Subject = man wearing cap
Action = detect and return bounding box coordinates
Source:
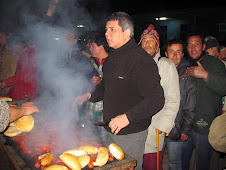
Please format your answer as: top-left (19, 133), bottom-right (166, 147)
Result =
top-left (139, 24), bottom-right (180, 170)
top-left (204, 35), bottom-right (219, 57)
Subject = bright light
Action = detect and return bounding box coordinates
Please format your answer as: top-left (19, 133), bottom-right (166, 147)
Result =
top-left (54, 38), bottom-right (60, 41)
top-left (77, 25), bottom-right (86, 28)
top-left (155, 17), bottom-right (167, 21)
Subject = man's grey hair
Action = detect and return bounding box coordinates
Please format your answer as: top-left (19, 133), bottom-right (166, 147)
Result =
top-left (107, 11), bottom-right (134, 37)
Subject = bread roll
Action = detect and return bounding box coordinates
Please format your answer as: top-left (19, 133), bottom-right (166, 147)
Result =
top-left (60, 153), bottom-right (81, 170)
top-left (0, 97), bottom-right (12, 102)
top-left (109, 143), bottom-right (124, 160)
top-left (10, 115), bottom-right (34, 132)
top-left (64, 149), bottom-right (86, 157)
top-left (93, 147), bottom-right (109, 166)
top-left (38, 153), bottom-right (53, 166)
top-left (4, 126), bottom-right (23, 137)
top-left (77, 146), bottom-right (98, 154)
top-left (44, 165), bottom-right (68, 170)
top-left (78, 154), bottom-right (90, 168)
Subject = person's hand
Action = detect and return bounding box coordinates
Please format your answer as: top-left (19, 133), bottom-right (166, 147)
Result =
top-left (0, 81), bottom-right (6, 88)
top-left (92, 76), bottom-right (101, 86)
top-left (20, 102), bottom-right (39, 116)
top-left (186, 61), bottom-right (208, 82)
top-left (222, 110), bottom-right (226, 115)
top-left (72, 92), bottom-right (91, 110)
top-left (109, 114), bottom-right (130, 135)
top-left (181, 133), bottom-right (188, 141)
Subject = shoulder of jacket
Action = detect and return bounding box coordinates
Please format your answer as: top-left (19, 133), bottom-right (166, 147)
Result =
top-left (158, 57), bottom-right (177, 70)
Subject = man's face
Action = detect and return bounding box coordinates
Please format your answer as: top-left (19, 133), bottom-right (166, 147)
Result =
top-left (141, 35), bottom-right (157, 56)
top-left (105, 20), bottom-right (129, 49)
top-left (187, 35), bottom-right (204, 59)
top-left (89, 42), bottom-right (102, 58)
top-left (218, 47), bottom-right (226, 61)
top-left (65, 30), bottom-right (77, 46)
top-left (0, 33), bottom-right (9, 47)
top-left (166, 44), bottom-right (184, 67)
top-left (206, 47), bottom-right (218, 57)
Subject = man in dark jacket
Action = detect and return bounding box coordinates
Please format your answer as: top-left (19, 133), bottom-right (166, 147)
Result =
top-left (182, 33), bottom-right (226, 170)
top-left (165, 39), bottom-right (196, 170)
top-left (73, 12), bottom-right (164, 170)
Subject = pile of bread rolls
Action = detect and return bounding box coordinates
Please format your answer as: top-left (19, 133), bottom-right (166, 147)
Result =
top-left (44, 143), bottom-right (124, 170)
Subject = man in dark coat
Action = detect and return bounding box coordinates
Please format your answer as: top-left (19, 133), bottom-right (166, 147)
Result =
top-left (182, 33), bottom-right (226, 170)
top-left (73, 12), bottom-right (164, 170)
top-left (165, 39), bottom-right (196, 170)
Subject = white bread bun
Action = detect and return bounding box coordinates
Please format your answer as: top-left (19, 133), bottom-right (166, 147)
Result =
top-left (77, 146), bottom-right (98, 154)
top-left (60, 153), bottom-right (81, 170)
top-left (109, 143), bottom-right (124, 160)
top-left (93, 147), bottom-right (109, 166)
top-left (44, 165), bottom-right (69, 170)
top-left (0, 97), bottom-right (12, 102)
top-left (4, 126), bottom-right (23, 137)
top-left (64, 149), bottom-right (86, 157)
top-left (78, 154), bottom-right (90, 168)
top-left (10, 115), bottom-right (34, 132)
top-left (38, 153), bottom-right (53, 166)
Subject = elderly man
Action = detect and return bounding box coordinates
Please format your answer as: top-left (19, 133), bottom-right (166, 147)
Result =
top-left (73, 12), bottom-right (164, 170)
top-left (139, 25), bottom-right (180, 170)
top-left (183, 33), bottom-right (226, 170)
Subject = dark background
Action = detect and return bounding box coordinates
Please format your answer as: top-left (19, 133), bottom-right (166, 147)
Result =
top-left (0, 0), bottom-right (226, 45)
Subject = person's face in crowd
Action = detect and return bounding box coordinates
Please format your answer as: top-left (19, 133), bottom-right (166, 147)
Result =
top-left (218, 47), bottom-right (226, 61)
top-left (89, 42), bottom-right (102, 58)
top-left (0, 33), bottom-right (9, 48)
top-left (206, 47), bottom-right (218, 57)
top-left (65, 30), bottom-right (77, 46)
top-left (105, 20), bottom-right (131, 49)
top-left (141, 35), bottom-right (158, 56)
top-left (166, 44), bottom-right (184, 67)
top-left (187, 35), bottom-right (204, 59)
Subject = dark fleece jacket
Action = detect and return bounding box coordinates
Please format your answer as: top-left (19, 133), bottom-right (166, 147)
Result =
top-left (90, 38), bottom-right (165, 135)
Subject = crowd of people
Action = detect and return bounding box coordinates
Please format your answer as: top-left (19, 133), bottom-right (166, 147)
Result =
top-left (0, 3), bottom-right (226, 170)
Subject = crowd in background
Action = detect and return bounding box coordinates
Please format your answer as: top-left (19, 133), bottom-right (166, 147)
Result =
top-left (0, 2), bottom-right (226, 170)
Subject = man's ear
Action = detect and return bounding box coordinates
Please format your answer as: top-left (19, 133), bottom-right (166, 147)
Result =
top-left (165, 51), bottom-right (168, 57)
top-left (202, 44), bottom-right (206, 51)
top-left (124, 29), bottom-right (131, 38)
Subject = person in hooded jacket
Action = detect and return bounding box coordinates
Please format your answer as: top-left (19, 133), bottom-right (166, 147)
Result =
top-left (165, 39), bottom-right (196, 170)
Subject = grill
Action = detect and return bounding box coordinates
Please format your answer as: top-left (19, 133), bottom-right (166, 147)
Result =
top-left (0, 112), bottom-right (136, 170)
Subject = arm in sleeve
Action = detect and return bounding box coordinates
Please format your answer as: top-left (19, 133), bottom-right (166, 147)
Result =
top-left (89, 78), bottom-right (105, 103)
top-left (126, 59), bottom-right (165, 123)
top-left (156, 62), bottom-right (180, 133)
top-left (181, 76), bottom-right (196, 135)
top-left (0, 100), bottom-right (10, 132)
top-left (205, 60), bottom-right (226, 96)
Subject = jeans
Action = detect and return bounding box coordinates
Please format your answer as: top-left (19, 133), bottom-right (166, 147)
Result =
top-left (181, 130), bottom-right (213, 170)
top-left (166, 141), bottom-right (183, 170)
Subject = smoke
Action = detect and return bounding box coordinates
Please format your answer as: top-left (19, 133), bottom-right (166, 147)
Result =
top-left (1, 0), bottom-right (108, 150)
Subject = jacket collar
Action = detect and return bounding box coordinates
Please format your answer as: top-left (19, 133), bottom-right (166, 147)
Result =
top-left (110, 38), bottom-right (135, 55)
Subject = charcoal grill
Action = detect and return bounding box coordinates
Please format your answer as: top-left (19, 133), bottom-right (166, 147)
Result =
top-left (0, 134), bottom-right (136, 170)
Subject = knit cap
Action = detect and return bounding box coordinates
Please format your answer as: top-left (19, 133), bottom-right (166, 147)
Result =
top-left (139, 24), bottom-right (160, 54)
